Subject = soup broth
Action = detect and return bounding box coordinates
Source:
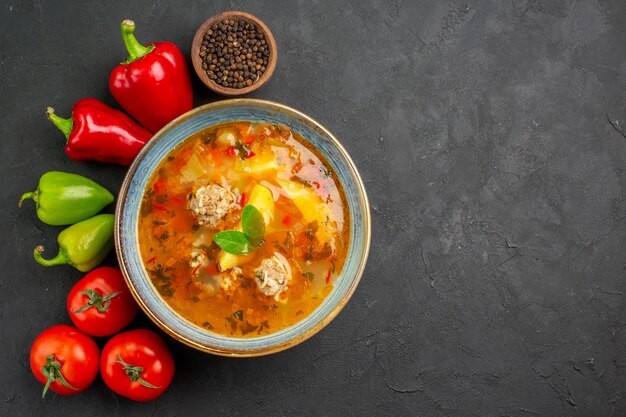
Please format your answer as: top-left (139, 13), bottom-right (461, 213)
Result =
top-left (138, 122), bottom-right (349, 337)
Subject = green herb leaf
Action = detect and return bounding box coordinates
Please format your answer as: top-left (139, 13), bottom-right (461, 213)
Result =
top-left (213, 205), bottom-right (265, 255)
top-left (157, 283), bottom-right (174, 297)
top-left (213, 230), bottom-right (253, 255)
top-left (235, 140), bottom-right (252, 160)
top-left (241, 204), bottom-right (265, 246)
top-left (303, 272), bottom-right (315, 281)
top-left (233, 309), bottom-right (244, 321)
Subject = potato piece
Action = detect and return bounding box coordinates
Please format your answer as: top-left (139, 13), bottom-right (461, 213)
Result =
top-left (218, 252), bottom-right (254, 272)
top-left (217, 184), bottom-right (275, 271)
top-left (180, 154), bottom-right (206, 182)
top-left (276, 179), bottom-right (328, 224)
top-left (247, 183), bottom-right (275, 225)
top-left (276, 179), bottom-right (331, 242)
top-left (217, 130), bottom-right (236, 146)
top-left (235, 151), bottom-right (278, 174)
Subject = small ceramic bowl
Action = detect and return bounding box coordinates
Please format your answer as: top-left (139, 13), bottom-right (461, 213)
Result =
top-left (191, 11), bottom-right (277, 96)
top-left (115, 99), bottom-right (370, 356)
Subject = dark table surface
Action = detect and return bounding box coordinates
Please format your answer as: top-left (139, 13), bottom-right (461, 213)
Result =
top-left (2, 0), bottom-right (625, 416)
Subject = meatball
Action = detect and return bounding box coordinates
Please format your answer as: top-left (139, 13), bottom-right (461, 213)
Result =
top-left (254, 252), bottom-right (292, 300)
top-left (188, 184), bottom-right (238, 228)
top-left (221, 267), bottom-right (243, 295)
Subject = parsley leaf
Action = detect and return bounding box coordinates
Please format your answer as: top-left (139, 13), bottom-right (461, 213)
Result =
top-left (232, 309), bottom-right (244, 321)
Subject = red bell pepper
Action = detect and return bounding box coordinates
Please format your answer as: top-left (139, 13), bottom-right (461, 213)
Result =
top-left (109, 20), bottom-right (193, 133)
top-left (47, 98), bottom-right (152, 166)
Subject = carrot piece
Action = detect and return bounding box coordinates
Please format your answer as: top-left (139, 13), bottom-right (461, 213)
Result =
top-left (154, 180), bottom-right (166, 194)
top-left (204, 263), bottom-right (218, 275)
top-left (211, 149), bottom-right (222, 165)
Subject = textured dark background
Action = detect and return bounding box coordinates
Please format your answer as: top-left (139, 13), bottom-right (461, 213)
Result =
top-left (1, 0), bottom-right (625, 416)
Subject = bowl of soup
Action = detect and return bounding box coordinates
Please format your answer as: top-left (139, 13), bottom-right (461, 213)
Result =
top-left (115, 99), bottom-right (370, 356)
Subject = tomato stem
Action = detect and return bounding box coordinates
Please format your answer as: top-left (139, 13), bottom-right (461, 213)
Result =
top-left (116, 354), bottom-right (161, 389)
top-left (72, 289), bottom-right (123, 314)
top-left (41, 354), bottom-right (78, 398)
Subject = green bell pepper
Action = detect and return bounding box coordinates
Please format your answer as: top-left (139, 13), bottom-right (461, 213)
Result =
top-left (33, 214), bottom-right (115, 272)
top-left (19, 171), bottom-right (114, 226)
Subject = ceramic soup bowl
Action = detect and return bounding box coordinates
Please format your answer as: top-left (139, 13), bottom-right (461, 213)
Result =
top-left (115, 99), bottom-right (370, 356)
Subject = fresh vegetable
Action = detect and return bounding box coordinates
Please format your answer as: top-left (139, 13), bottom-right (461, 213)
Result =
top-left (213, 204), bottom-right (265, 255)
top-left (33, 214), bottom-right (114, 272)
top-left (47, 98), bottom-right (152, 166)
top-left (19, 171), bottom-right (114, 226)
top-left (109, 20), bottom-right (193, 133)
top-left (30, 324), bottom-right (99, 398)
top-left (100, 329), bottom-right (174, 402)
top-left (67, 267), bottom-right (138, 337)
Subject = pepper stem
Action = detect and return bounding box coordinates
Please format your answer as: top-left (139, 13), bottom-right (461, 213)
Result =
top-left (33, 245), bottom-right (69, 267)
top-left (46, 107), bottom-right (73, 139)
top-left (116, 354), bottom-right (161, 389)
top-left (121, 20), bottom-right (155, 64)
top-left (41, 354), bottom-right (78, 398)
top-left (18, 191), bottom-right (38, 208)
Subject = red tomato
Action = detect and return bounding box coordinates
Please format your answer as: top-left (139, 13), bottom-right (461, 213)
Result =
top-left (30, 324), bottom-right (99, 398)
top-left (100, 329), bottom-right (174, 401)
top-left (67, 267), bottom-right (139, 337)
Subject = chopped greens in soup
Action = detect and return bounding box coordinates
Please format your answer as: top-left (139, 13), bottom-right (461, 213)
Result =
top-left (138, 122), bottom-right (349, 337)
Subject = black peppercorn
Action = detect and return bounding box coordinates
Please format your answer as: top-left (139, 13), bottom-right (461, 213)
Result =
top-left (199, 18), bottom-right (271, 89)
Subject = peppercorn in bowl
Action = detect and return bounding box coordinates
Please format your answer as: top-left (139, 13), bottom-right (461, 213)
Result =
top-left (115, 99), bottom-right (370, 356)
top-left (191, 12), bottom-right (277, 96)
